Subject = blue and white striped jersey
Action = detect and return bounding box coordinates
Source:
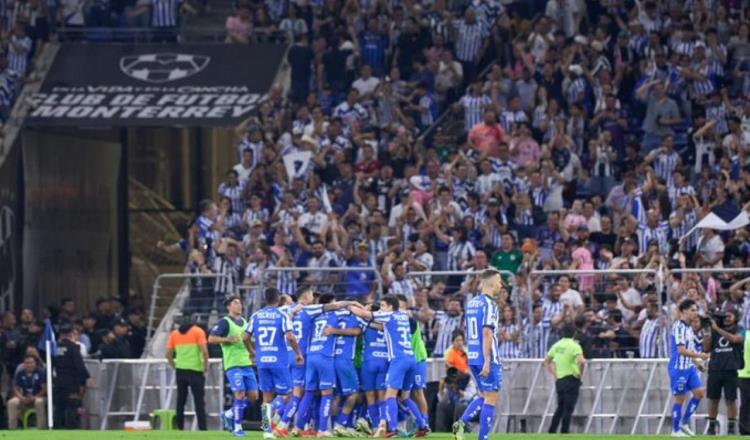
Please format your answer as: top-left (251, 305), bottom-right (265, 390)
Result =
top-left (465, 294), bottom-right (500, 367)
top-left (670, 320), bottom-right (698, 371)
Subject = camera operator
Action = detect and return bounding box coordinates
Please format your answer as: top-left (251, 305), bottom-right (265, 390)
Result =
top-left (704, 310), bottom-right (744, 435)
top-left (435, 366), bottom-right (475, 432)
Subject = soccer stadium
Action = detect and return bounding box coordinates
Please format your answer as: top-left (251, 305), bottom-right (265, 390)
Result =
top-left (2, 0), bottom-right (750, 438)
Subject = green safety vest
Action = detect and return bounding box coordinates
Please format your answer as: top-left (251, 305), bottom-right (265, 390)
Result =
top-left (738, 329), bottom-right (750, 378)
top-left (412, 322), bottom-right (428, 362)
top-left (221, 316), bottom-right (252, 371)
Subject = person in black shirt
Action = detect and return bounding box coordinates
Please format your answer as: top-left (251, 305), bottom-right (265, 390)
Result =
top-left (287, 34), bottom-right (314, 103)
top-left (99, 319), bottom-right (133, 359)
top-left (704, 310), bottom-right (745, 435)
top-left (54, 324), bottom-right (90, 429)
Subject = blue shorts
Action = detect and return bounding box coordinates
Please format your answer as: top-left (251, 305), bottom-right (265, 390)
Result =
top-left (385, 357), bottom-right (417, 391)
top-left (291, 364), bottom-right (306, 389)
top-left (670, 367), bottom-right (703, 396)
top-left (361, 359), bottom-right (389, 391)
top-left (258, 366), bottom-right (292, 395)
top-left (334, 358), bottom-right (360, 395)
top-left (305, 355), bottom-right (336, 391)
top-left (470, 364), bottom-right (502, 393)
top-left (412, 361), bottom-right (427, 390)
top-left (226, 367), bottom-right (258, 393)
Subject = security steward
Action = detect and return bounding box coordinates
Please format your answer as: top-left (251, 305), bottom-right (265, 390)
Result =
top-left (704, 310), bottom-right (744, 435)
top-left (738, 322), bottom-right (750, 434)
top-left (166, 316), bottom-right (209, 430)
top-left (544, 324), bottom-right (586, 434)
top-left (54, 323), bottom-right (90, 429)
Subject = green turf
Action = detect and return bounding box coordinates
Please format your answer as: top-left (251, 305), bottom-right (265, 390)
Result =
top-left (0, 432), bottom-right (715, 440)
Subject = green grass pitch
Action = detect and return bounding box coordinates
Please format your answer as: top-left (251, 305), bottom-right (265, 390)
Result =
top-left (0, 432), bottom-right (715, 439)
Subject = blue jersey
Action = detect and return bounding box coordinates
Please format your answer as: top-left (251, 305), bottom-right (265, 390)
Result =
top-left (465, 294), bottom-right (501, 367)
top-left (670, 320), bottom-right (697, 371)
top-left (372, 310), bottom-right (414, 361)
top-left (247, 306), bottom-right (293, 367)
top-left (334, 310), bottom-right (360, 360)
top-left (308, 310), bottom-right (339, 357)
top-left (359, 318), bottom-right (388, 361)
top-left (290, 304), bottom-right (325, 357)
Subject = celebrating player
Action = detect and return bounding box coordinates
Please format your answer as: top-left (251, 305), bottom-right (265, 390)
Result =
top-left (669, 299), bottom-right (710, 437)
top-left (247, 288), bottom-right (304, 439)
top-left (208, 296), bottom-right (258, 437)
top-left (348, 295), bottom-right (418, 438)
top-left (453, 269), bottom-right (504, 440)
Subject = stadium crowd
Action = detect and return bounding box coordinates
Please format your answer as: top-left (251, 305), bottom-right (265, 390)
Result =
top-left (164, 0), bottom-right (750, 364)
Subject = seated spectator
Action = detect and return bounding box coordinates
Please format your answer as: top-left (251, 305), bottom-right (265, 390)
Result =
top-left (7, 355), bottom-right (47, 429)
top-left (435, 365), bottom-right (475, 432)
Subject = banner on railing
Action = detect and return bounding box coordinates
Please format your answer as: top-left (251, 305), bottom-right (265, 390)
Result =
top-left (27, 43), bottom-right (287, 126)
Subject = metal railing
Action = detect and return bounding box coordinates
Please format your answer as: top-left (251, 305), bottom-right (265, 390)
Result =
top-left (258, 266), bottom-right (384, 300)
top-left (526, 268), bottom-right (662, 357)
top-left (146, 273), bottom-right (231, 355)
top-left (90, 358), bottom-right (224, 430)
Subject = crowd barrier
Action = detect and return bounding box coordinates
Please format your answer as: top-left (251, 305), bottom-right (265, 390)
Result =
top-left (79, 357), bottom-right (727, 434)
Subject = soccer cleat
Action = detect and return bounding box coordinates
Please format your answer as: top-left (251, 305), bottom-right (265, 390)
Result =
top-left (452, 420), bottom-right (465, 440)
top-left (275, 425), bottom-right (290, 438)
top-left (681, 425), bottom-right (695, 437)
top-left (221, 412), bottom-right (233, 432)
top-left (233, 430), bottom-right (247, 437)
top-left (373, 423), bottom-right (388, 438)
top-left (291, 428), bottom-right (303, 437)
top-left (414, 428), bottom-right (429, 438)
top-left (264, 433), bottom-right (277, 440)
top-left (355, 418), bottom-right (373, 435)
top-left (261, 403), bottom-right (271, 432)
top-left (333, 424), bottom-right (351, 437)
top-left (317, 431), bottom-right (333, 438)
top-left (671, 431), bottom-right (689, 437)
top-left (707, 422), bottom-right (717, 436)
top-left (302, 430), bottom-right (318, 437)
top-left (384, 432), bottom-right (397, 439)
top-left (396, 429), bottom-right (414, 438)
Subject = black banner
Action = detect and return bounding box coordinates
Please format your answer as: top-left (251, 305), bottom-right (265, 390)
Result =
top-left (27, 43), bottom-right (287, 127)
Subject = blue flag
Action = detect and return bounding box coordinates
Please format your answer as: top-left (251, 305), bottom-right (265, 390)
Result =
top-left (38, 319), bottom-right (57, 356)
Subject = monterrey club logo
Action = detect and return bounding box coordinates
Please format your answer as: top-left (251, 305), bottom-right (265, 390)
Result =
top-left (119, 53), bottom-right (210, 83)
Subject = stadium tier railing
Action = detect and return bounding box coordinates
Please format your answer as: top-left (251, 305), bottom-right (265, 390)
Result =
top-left (257, 266), bottom-right (385, 301)
top-left (84, 358), bottom-right (224, 430)
top-left (145, 273), bottom-right (232, 358)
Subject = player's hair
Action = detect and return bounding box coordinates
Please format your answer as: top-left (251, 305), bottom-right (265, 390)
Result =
top-left (678, 299), bottom-right (696, 312)
top-left (560, 324), bottom-right (576, 338)
top-left (224, 295), bottom-right (241, 308)
top-left (381, 295), bottom-right (400, 311)
top-left (296, 285), bottom-right (314, 298)
top-left (395, 294), bottom-right (408, 304)
top-left (318, 293), bottom-right (335, 305)
top-left (265, 288), bottom-right (280, 305)
top-left (452, 329), bottom-right (465, 341)
top-left (480, 268), bottom-right (502, 280)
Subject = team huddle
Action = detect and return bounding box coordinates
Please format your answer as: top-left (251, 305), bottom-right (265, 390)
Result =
top-left (207, 268), bottom-right (508, 439)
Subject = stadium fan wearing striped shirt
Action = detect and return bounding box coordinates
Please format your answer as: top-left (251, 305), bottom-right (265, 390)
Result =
top-left (452, 8), bottom-right (488, 85)
top-left (416, 296), bottom-right (464, 357)
top-left (637, 301), bottom-right (665, 358)
top-left (217, 169), bottom-right (247, 216)
top-left (457, 81), bottom-right (492, 132)
top-left (358, 19), bottom-right (389, 77)
top-left (132, 0), bottom-right (197, 42)
top-left (7, 22), bottom-right (31, 76)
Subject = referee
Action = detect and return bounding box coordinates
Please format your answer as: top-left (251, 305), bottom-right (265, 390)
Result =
top-left (544, 324), bottom-right (585, 434)
top-left (166, 316), bottom-right (209, 430)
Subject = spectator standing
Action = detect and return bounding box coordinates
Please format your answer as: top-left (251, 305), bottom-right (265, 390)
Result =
top-left (7, 355), bottom-right (46, 429)
top-left (166, 317), bottom-right (208, 430)
top-left (704, 310), bottom-right (744, 435)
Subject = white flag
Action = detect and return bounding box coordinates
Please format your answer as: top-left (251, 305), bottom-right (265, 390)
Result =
top-left (283, 151), bottom-right (312, 185)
